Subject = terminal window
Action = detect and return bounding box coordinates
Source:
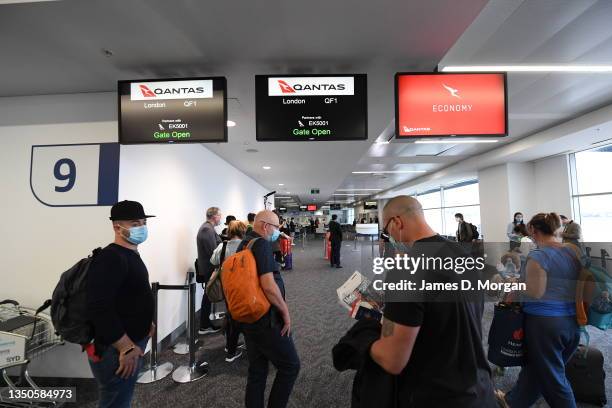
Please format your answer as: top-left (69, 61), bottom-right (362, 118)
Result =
top-left (570, 144), bottom-right (612, 242)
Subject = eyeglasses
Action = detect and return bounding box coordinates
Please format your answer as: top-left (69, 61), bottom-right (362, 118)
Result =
top-left (381, 216), bottom-right (397, 240)
top-left (260, 220), bottom-right (280, 229)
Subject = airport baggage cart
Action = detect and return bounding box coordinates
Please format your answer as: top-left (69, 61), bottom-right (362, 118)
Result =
top-left (0, 299), bottom-right (63, 407)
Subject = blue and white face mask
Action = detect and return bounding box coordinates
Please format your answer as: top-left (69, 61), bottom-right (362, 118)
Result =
top-left (120, 225), bottom-right (148, 245)
top-left (268, 228), bottom-right (281, 242)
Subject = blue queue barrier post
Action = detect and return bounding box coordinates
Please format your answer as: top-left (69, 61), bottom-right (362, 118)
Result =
top-left (137, 282), bottom-right (174, 384)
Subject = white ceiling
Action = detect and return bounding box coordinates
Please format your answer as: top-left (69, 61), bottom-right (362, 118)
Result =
top-left (346, 0), bottom-right (612, 203)
top-left (2, 0), bottom-right (612, 208)
top-left (0, 0), bottom-right (488, 207)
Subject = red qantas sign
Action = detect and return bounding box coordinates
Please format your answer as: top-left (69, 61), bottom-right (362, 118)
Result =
top-left (396, 73), bottom-right (506, 137)
top-left (139, 85), bottom-right (157, 98)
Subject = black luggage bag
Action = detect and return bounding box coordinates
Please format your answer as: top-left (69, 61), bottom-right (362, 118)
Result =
top-left (566, 345), bottom-right (607, 406)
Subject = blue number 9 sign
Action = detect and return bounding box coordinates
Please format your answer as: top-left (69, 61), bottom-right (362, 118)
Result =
top-left (30, 143), bottom-right (120, 207)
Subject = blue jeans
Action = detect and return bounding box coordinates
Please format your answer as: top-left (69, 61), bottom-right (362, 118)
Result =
top-left (88, 338), bottom-right (148, 408)
top-left (506, 315), bottom-right (580, 408)
top-left (242, 312), bottom-right (300, 408)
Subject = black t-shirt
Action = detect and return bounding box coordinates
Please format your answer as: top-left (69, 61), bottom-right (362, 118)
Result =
top-left (383, 235), bottom-right (496, 407)
top-left (237, 231), bottom-right (285, 298)
top-left (86, 244), bottom-right (154, 346)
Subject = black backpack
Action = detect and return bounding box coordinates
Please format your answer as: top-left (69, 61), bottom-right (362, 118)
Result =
top-left (50, 248), bottom-right (101, 345)
top-left (469, 223), bottom-right (480, 240)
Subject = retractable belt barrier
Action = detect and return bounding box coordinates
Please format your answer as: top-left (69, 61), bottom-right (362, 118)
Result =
top-left (136, 282), bottom-right (173, 384)
top-left (137, 271), bottom-right (208, 385)
top-left (171, 271), bottom-right (208, 383)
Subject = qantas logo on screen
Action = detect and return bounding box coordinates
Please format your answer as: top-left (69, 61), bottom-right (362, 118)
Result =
top-left (434, 83), bottom-right (472, 112)
top-left (139, 85), bottom-right (157, 98)
top-left (278, 80), bottom-right (296, 94)
top-left (268, 77), bottom-right (354, 96)
top-left (130, 80), bottom-right (213, 100)
top-left (442, 84), bottom-right (461, 98)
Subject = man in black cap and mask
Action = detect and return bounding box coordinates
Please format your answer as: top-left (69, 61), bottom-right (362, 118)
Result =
top-left (86, 200), bottom-right (156, 408)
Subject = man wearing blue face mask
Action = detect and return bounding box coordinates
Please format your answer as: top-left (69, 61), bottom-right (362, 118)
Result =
top-left (237, 210), bottom-right (300, 408)
top-left (86, 200), bottom-right (156, 408)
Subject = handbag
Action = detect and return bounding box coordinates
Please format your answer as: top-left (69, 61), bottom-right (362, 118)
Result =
top-left (487, 301), bottom-right (525, 367)
top-left (206, 241), bottom-right (227, 303)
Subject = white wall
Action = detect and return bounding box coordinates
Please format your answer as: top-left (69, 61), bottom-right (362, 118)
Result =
top-left (119, 143), bottom-right (267, 344)
top-left (534, 155), bottom-right (572, 217)
top-left (507, 162), bottom-right (536, 219)
top-left (478, 164), bottom-right (511, 242)
top-left (0, 93), bottom-right (267, 377)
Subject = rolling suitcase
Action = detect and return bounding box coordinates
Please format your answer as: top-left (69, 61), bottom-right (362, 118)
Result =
top-left (566, 345), bottom-right (607, 406)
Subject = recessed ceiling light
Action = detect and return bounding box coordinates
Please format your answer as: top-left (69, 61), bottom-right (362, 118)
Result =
top-left (263, 166), bottom-right (271, 170)
top-left (227, 120), bottom-right (236, 127)
top-left (0, 0), bottom-right (61, 3)
top-left (278, 183), bottom-right (284, 186)
top-left (333, 193), bottom-right (371, 196)
top-left (352, 170), bottom-right (426, 174)
top-left (414, 139), bottom-right (498, 144)
top-left (337, 188), bottom-right (382, 191)
top-left (441, 65), bottom-right (612, 73)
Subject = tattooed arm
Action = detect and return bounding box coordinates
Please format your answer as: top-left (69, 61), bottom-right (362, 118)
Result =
top-left (369, 317), bottom-right (420, 375)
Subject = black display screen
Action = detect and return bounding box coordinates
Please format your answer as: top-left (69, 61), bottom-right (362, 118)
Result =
top-left (118, 77), bottom-right (227, 144)
top-left (256, 74), bottom-right (367, 141)
top-left (364, 201), bottom-right (378, 210)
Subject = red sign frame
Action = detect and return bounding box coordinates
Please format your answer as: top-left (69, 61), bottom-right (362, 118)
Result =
top-left (395, 72), bottom-right (508, 138)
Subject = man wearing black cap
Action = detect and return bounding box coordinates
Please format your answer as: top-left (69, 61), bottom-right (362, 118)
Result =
top-left (86, 200), bottom-right (156, 408)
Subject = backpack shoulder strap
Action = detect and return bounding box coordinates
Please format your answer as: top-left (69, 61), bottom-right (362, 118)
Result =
top-left (220, 241), bottom-right (228, 265)
top-left (246, 237), bottom-right (261, 250)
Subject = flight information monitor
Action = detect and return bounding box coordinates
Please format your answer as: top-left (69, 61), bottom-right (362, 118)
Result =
top-left (256, 74), bottom-right (367, 141)
top-left (118, 77), bottom-right (227, 144)
top-left (395, 72), bottom-right (507, 138)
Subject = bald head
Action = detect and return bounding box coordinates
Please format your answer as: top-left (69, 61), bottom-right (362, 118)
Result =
top-left (383, 195), bottom-right (434, 244)
top-left (383, 196), bottom-right (424, 222)
top-left (253, 210), bottom-right (279, 237)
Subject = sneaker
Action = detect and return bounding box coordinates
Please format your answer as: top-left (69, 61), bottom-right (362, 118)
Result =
top-left (225, 350), bottom-right (243, 363)
top-left (336, 265), bottom-right (343, 268)
top-left (225, 341), bottom-right (246, 353)
top-left (198, 327), bottom-right (221, 335)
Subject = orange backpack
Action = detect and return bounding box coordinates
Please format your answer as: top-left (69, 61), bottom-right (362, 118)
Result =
top-left (220, 238), bottom-right (271, 323)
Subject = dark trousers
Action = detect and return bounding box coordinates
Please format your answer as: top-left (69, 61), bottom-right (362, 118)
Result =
top-left (225, 311), bottom-right (240, 354)
top-left (199, 292), bottom-right (212, 329)
top-left (242, 313), bottom-right (300, 408)
top-left (88, 338), bottom-right (148, 408)
top-left (506, 314), bottom-right (580, 408)
top-left (330, 239), bottom-right (341, 266)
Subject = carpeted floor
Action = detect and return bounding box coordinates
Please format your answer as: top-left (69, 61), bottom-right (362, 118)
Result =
top-left (47, 237), bottom-right (612, 407)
